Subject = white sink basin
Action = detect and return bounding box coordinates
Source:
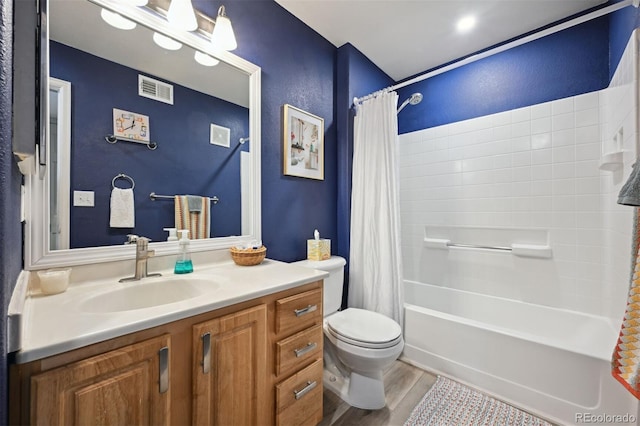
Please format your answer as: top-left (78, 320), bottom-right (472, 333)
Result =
top-left (80, 277), bottom-right (219, 313)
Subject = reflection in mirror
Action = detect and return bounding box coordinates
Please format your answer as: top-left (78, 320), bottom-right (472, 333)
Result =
top-left (48, 0), bottom-right (251, 250)
top-left (25, 0), bottom-right (261, 268)
top-left (49, 77), bottom-right (72, 250)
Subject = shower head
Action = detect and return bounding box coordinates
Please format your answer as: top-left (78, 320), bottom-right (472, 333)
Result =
top-left (398, 92), bottom-right (423, 113)
top-left (409, 93), bottom-right (423, 105)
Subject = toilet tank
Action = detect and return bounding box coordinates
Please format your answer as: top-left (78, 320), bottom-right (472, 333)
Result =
top-left (291, 256), bottom-right (346, 316)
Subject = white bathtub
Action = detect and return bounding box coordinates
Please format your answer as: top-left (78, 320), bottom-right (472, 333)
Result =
top-left (402, 280), bottom-right (639, 426)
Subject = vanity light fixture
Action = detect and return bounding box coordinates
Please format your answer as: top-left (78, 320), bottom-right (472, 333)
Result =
top-left (100, 8), bottom-right (137, 30)
top-left (167, 0), bottom-right (198, 32)
top-left (194, 51), bottom-right (220, 67)
top-left (153, 32), bottom-right (183, 50)
top-left (211, 6), bottom-right (237, 51)
top-left (98, 0), bottom-right (238, 62)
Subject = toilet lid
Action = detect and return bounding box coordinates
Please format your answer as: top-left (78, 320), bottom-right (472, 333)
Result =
top-left (326, 308), bottom-right (402, 349)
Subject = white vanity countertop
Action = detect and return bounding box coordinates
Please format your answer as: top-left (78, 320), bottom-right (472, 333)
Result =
top-left (15, 259), bottom-right (328, 364)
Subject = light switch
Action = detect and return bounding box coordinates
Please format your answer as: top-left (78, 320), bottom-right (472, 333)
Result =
top-left (73, 190), bottom-right (94, 207)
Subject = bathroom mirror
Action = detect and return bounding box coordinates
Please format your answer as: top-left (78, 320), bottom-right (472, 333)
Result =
top-left (25, 0), bottom-right (261, 269)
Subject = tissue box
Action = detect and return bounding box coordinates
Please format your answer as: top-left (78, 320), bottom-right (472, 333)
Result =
top-left (307, 239), bottom-right (331, 261)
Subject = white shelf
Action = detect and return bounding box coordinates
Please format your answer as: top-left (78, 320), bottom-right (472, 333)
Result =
top-left (599, 150), bottom-right (624, 171)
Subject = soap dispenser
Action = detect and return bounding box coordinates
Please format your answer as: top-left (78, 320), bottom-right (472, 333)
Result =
top-left (164, 227), bottom-right (178, 241)
top-left (175, 230), bottom-right (193, 274)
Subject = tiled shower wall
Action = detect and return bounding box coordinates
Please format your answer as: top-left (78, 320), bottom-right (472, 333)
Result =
top-left (399, 31), bottom-right (638, 320)
top-left (600, 31), bottom-right (638, 321)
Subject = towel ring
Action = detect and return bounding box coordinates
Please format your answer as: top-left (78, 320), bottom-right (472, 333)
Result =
top-left (112, 173), bottom-right (135, 190)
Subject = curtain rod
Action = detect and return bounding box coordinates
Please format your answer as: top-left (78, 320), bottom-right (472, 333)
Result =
top-left (353, 0), bottom-right (636, 106)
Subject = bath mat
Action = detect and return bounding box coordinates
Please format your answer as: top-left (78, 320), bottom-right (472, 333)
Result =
top-left (404, 376), bottom-right (552, 426)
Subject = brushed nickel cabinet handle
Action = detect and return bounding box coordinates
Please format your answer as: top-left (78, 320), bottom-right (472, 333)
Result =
top-left (294, 380), bottom-right (317, 400)
top-left (293, 342), bottom-right (317, 357)
top-left (159, 346), bottom-right (169, 394)
top-left (294, 304), bottom-right (317, 317)
top-left (202, 332), bottom-right (211, 374)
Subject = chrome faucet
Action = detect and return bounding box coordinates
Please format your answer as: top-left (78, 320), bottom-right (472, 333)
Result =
top-left (119, 235), bottom-right (162, 282)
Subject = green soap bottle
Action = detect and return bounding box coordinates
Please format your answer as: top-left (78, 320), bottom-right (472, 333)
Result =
top-left (175, 230), bottom-right (193, 274)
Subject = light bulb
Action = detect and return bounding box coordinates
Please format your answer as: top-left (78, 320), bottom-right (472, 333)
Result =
top-left (167, 0), bottom-right (198, 32)
top-left (211, 6), bottom-right (237, 51)
top-left (153, 32), bottom-right (182, 50)
top-left (456, 15), bottom-right (476, 33)
top-left (100, 8), bottom-right (136, 30)
top-left (194, 51), bottom-right (219, 67)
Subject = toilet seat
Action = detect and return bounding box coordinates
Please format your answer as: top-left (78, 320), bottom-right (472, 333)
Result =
top-left (326, 308), bottom-right (402, 349)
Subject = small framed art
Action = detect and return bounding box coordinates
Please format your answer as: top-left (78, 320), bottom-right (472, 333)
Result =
top-left (210, 123), bottom-right (230, 148)
top-left (283, 104), bottom-right (324, 180)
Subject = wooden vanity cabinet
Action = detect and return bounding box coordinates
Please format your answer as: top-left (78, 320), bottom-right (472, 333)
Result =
top-left (9, 281), bottom-right (323, 426)
top-left (192, 304), bottom-right (268, 425)
top-left (29, 334), bottom-right (171, 426)
top-left (272, 288), bottom-right (324, 426)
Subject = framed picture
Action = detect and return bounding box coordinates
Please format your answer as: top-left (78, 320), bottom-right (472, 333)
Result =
top-left (283, 104), bottom-right (324, 180)
top-left (210, 123), bottom-right (230, 148)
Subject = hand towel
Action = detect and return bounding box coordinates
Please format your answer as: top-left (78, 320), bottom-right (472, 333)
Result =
top-left (110, 187), bottom-right (135, 228)
top-left (175, 195), bottom-right (210, 239)
top-left (186, 195), bottom-right (202, 213)
top-left (619, 163), bottom-right (640, 206)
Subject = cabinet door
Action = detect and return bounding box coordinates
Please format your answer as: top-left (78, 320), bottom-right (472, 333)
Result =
top-left (31, 334), bottom-right (170, 426)
top-left (192, 304), bottom-right (268, 426)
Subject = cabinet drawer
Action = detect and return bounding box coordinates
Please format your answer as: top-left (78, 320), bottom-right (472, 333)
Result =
top-left (276, 358), bottom-right (323, 426)
top-left (275, 288), bottom-right (322, 336)
top-left (276, 324), bottom-right (323, 377)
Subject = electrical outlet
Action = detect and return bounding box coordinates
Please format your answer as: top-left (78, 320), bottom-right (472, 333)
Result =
top-left (73, 190), bottom-right (94, 207)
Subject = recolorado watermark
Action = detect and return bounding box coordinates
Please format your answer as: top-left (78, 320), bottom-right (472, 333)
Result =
top-left (575, 413), bottom-right (636, 424)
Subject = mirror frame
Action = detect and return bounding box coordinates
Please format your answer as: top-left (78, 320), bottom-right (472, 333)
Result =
top-left (25, 0), bottom-right (261, 269)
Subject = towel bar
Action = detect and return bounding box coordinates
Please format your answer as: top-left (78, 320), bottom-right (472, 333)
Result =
top-left (448, 242), bottom-right (512, 251)
top-left (106, 134), bottom-right (157, 150)
top-left (423, 238), bottom-right (552, 259)
top-left (149, 192), bottom-right (219, 205)
top-left (112, 173), bottom-right (135, 189)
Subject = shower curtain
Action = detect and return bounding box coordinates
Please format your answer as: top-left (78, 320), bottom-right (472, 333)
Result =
top-left (348, 90), bottom-right (404, 326)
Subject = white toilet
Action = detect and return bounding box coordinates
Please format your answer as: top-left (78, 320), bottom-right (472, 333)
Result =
top-left (292, 256), bottom-right (404, 410)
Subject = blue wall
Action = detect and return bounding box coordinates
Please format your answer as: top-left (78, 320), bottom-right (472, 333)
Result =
top-left (51, 42), bottom-right (249, 247)
top-left (396, 16), bottom-right (610, 134)
top-left (195, 0), bottom-right (338, 262)
top-left (610, 0), bottom-right (640, 81)
top-left (2, 0), bottom-right (23, 422)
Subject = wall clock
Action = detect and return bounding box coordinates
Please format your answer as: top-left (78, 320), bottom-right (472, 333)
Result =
top-left (113, 108), bottom-right (150, 142)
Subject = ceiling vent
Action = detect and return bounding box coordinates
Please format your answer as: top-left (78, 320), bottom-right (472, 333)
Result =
top-left (138, 74), bottom-right (174, 105)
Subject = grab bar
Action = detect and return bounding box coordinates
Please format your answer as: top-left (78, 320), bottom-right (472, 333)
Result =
top-left (447, 242), bottom-right (512, 252)
top-left (423, 238), bottom-right (552, 259)
top-left (149, 192), bottom-right (219, 205)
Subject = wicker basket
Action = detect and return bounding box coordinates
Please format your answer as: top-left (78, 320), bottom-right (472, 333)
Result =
top-left (230, 246), bottom-right (267, 266)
